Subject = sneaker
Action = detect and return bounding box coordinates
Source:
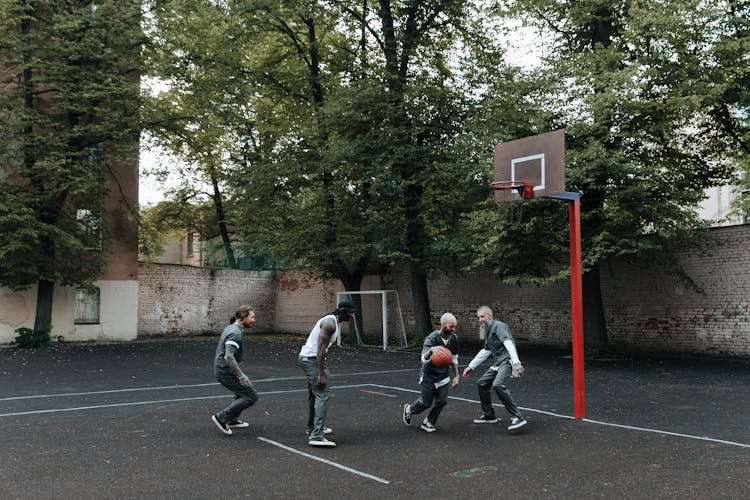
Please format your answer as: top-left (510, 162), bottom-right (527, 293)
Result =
top-left (308, 437), bottom-right (336, 447)
top-left (228, 420), bottom-right (249, 429)
top-left (305, 427), bottom-right (333, 435)
top-left (211, 414), bottom-right (232, 436)
top-left (508, 417), bottom-right (527, 431)
top-left (402, 404), bottom-right (412, 425)
top-left (420, 419), bottom-right (436, 433)
top-left (473, 414), bottom-right (498, 424)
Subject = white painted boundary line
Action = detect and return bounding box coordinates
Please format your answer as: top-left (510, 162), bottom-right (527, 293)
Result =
top-left (0, 369), bottom-right (415, 402)
top-left (257, 437), bottom-right (389, 485)
top-left (0, 384), bottom-right (372, 418)
top-left (3, 379), bottom-right (747, 450)
top-left (581, 418), bottom-right (750, 449)
top-left (370, 384), bottom-right (750, 450)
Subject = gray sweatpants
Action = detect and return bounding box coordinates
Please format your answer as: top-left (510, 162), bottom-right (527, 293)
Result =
top-left (215, 371), bottom-right (259, 423)
top-left (409, 379), bottom-right (450, 425)
top-left (476, 362), bottom-right (522, 419)
top-left (299, 356), bottom-right (331, 440)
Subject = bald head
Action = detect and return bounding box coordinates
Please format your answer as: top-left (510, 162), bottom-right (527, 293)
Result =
top-left (440, 312), bottom-right (457, 326)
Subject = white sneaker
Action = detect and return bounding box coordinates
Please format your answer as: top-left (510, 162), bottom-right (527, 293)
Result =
top-left (420, 419), bottom-right (436, 433)
top-left (308, 437), bottom-right (336, 447)
top-left (228, 420), bottom-right (249, 429)
top-left (508, 417), bottom-right (527, 431)
top-left (306, 427), bottom-right (333, 435)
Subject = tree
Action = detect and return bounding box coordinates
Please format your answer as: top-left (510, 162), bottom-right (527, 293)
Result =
top-left (481, 0), bottom-right (750, 347)
top-left (0, 1), bottom-right (142, 334)
top-left (142, 0), bottom-right (248, 268)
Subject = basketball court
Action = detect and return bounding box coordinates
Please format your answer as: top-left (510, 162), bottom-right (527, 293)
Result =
top-left (2, 337), bottom-right (748, 499)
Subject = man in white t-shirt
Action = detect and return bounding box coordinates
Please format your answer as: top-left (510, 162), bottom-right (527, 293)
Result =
top-left (299, 300), bottom-right (357, 447)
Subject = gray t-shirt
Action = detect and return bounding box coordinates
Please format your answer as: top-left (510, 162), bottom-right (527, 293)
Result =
top-left (214, 322), bottom-right (243, 377)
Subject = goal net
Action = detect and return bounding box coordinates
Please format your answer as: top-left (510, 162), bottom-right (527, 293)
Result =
top-left (336, 290), bottom-right (408, 350)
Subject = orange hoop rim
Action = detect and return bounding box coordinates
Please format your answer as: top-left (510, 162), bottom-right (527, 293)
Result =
top-left (489, 180), bottom-right (534, 199)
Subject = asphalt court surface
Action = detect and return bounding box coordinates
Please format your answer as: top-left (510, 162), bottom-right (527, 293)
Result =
top-left (1, 336), bottom-right (749, 499)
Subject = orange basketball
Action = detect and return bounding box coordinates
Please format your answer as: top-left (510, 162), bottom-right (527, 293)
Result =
top-left (430, 346), bottom-right (453, 368)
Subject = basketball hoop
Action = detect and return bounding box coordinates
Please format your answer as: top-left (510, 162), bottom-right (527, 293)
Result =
top-left (490, 181), bottom-right (533, 224)
top-left (489, 180), bottom-right (534, 199)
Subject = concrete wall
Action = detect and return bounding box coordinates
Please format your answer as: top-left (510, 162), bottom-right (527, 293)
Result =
top-left (0, 280), bottom-right (138, 344)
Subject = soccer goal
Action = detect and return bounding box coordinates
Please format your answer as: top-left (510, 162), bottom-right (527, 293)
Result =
top-left (336, 290), bottom-right (408, 350)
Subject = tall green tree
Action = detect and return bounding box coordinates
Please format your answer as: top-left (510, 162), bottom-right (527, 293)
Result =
top-left (484, 0), bottom-right (750, 346)
top-left (143, 0), bottom-right (249, 268)
top-left (0, 0), bottom-right (142, 333)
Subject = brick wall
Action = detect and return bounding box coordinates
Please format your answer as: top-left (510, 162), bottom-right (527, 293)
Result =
top-left (137, 225), bottom-right (749, 357)
top-left (601, 226), bottom-right (749, 357)
top-left (137, 263), bottom-right (275, 336)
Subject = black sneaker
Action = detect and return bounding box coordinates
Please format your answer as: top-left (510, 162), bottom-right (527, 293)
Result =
top-left (508, 417), bottom-right (527, 431)
top-left (402, 404), bottom-right (412, 425)
top-left (228, 420), bottom-right (249, 429)
top-left (211, 414), bottom-right (232, 436)
top-left (473, 414), bottom-right (498, 424)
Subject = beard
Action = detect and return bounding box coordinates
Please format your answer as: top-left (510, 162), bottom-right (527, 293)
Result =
top-left (479, 324), bottom-right (487, 340)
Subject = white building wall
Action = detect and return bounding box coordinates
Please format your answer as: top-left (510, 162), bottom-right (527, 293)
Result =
top-left (0, 280), bottom-right (137, 344)
top-left (699, 185), bottom-right (745, 226)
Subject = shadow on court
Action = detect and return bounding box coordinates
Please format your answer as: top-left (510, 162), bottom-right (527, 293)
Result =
top-left (1, 336), bottom-right (748, 499)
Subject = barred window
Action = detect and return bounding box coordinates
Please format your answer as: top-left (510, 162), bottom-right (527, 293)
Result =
top-left (74, 288), bottom-right (100, 324)
top-left (186, 232), bottom-right (194, 257)
top-left (77, 209), bottom-right (102, 250)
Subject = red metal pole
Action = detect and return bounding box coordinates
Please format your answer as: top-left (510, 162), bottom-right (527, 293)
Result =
top-left (569, 199), bottom-right (585, 418)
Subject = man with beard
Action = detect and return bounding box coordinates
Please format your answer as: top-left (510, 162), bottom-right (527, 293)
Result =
top-left (463, 305), bottom-right (527, 432)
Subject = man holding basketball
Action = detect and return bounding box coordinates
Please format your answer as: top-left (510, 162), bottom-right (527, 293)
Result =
top-left (402, 312), bottom-right (460, 432)
top-left (463, 305), bottom-right (527, 432)
top-left (299, 300), bottom-right (357, 447)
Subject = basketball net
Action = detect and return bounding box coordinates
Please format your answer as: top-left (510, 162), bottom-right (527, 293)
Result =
top-left (490, 181), bottom-right (532, 225)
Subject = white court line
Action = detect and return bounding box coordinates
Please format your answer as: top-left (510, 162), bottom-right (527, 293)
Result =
top-left (0, 384), bottom-right (372, 418)
top-left (257, 437), bottom-right (389, 485)
top-left (369, 384), bottom-right (750, 450)
top-left (4, 380), bottom-right (746, 450)
top-left (581, 418), bottom-right (750, 449)
top-left (0, 369), bottom-right (415, 402)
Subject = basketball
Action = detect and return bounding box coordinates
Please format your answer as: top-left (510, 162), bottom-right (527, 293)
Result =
top-left (430, 346), bottom-right (453, 368)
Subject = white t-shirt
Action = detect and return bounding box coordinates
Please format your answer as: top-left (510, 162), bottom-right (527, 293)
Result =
top-left (299, 314), bottom-right (339, 358)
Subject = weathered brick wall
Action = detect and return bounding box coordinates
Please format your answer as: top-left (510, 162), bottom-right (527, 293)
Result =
top-left (137, 263), bottom-right (275, 336)
top-left (387, 226), bottom-right (749, 357)
top-left (137, 225), bottom-right (749, 357)
top-left (600, 226), bottom-right (749, 357)
top-left (273, 269), bottom-right (341, 334)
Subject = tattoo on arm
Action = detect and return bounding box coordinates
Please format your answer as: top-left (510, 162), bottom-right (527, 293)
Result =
top-left (224, 343), bottom-right (243, 377)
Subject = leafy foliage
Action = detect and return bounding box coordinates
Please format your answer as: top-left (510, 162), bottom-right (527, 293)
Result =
top-left (13, 327), bottom-right (51, 349)
top-left (0, 1), bottom-right (142, 290)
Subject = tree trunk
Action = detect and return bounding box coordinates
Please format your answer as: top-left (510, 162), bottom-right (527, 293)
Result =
top-left (582, 264), bottom-right (608, 347)
top-left (409, 261), bottom-right (432, 339)
top-left (338, 270), bottom-right (364, 344)
top-left (33, 279), bottom-right (55, 334)
top-left (208, 164), bottom-right (237, 269)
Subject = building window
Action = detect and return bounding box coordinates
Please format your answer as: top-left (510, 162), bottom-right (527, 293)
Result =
top-left (74, 287), bottom-right (100, 324)
top-left (186, 232), bottom-right (194, 257)
top-left (86, 144), bottom-right (103, 175)
top-left (77, 209), bottom-right (102, 250)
